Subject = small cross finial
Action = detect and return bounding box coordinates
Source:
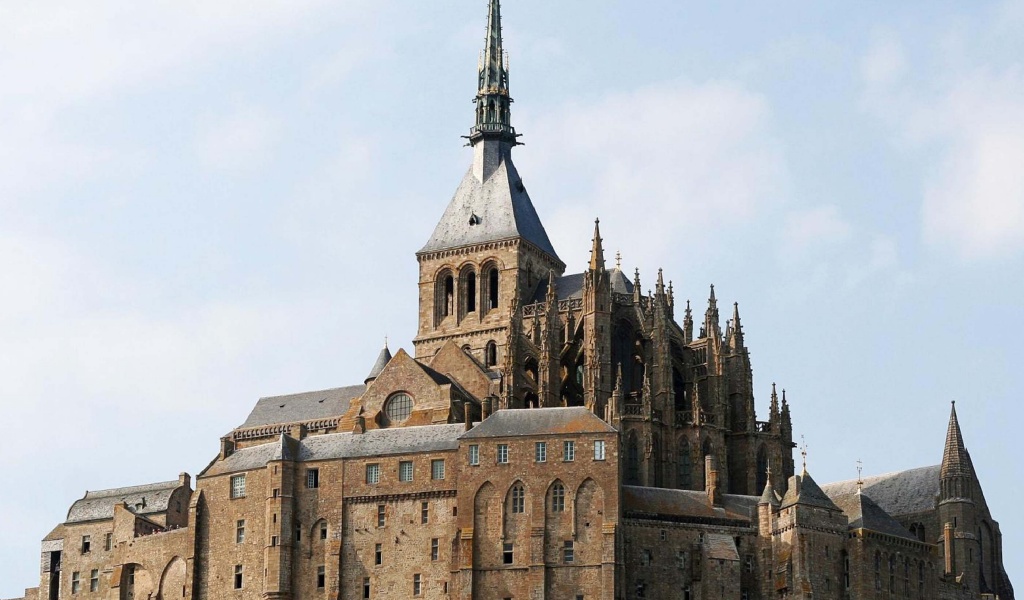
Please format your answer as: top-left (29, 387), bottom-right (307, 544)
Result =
top-left (384, 335), bottom-right (388, 348)
top-left (800, 435), bottom-right (808, 473)
top-left (615, 251), bottom-right (622, 269)
top-left (856, 459), bottom-right (864, 493)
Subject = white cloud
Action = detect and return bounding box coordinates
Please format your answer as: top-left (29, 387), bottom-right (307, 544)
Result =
top-left (516, 80), bottom-right (787, 269)
top-left (861, 32), bottom-right (1024, 261)
top-left (196, 106), bottom-right (281, 172)
top-left (780, 205), bottom-right (853, 262)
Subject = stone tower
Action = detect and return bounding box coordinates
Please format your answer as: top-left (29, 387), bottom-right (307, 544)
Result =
top-left (413, 0), bottom-right (564, 373)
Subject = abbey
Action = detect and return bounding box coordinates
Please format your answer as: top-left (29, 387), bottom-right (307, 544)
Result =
top-left (10, 2), bottom-right (1014, 600)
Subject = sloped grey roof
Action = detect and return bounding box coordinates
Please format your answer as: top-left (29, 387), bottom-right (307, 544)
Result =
top-left (780, 472), bottom-right (841, 511)
top-left (202, 424), bottom-right (466, 477)
top-left (830, 492), bottom-right (918, 540)
top-left (460, 407), bottom-right (616, 439)
top-left (365, 345), bottom-right (393, 382)
top-left (622, 486), bottom-right (757, 523)
top-left (759, 481), bottom-right (780, 506)
top-left (66, 480), bottom-right (181, 524)
top-left (705, 533), bottom-right (741, 561)
top-left (419, 158), bottom-right (559, 259)
top-left (239, 384), bottom-right (365, 429)
top-left (530, 270), bottom-right (634, 303)
top-left (821, 465), bottom-right (939, 517)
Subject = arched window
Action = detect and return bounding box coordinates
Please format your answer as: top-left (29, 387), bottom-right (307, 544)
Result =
top-left (677, 442), bottom-right (692, 489)
top-left (889, 554), bottom-right (896, 593)
top-left (384, 393), bottom-right (413, 425)
top-left (625, 434), bottom-right (640, 485)
top-left (486, 341), bottom-right (497, 367)
top-left (842, 550), bottom-right (850, 590)
top-left (651, 435), bottom-right (663, 487)
top-left (918, 562), bottom-right (925, 596)
top-left (441, 274), bottom-right (455, 318)
top-left (756, 447), bottom-right (769, 492)
top-left (488, 267), bottom-right (499, 310)
top-left (510, 484), bottom-right (525, 514)
top-left (550, 482), bottom-right (565, 513)
top-left (904, 558), bottom-right (910, 597)
top-left (466, 271), bottom-right (477, 313)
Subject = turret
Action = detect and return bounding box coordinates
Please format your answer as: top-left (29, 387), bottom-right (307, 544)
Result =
top-left (683, 300), bottom-right (693, 343)
top-left (589, 218), bottom-right (605, 272)
top-left (938, 402), bottom-right (979, 588)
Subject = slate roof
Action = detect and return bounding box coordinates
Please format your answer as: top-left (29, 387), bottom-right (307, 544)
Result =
top-left (622, 486), bottom-right (758, 523)
top-left (780, 472), bottom-right (841, 511)
top-left (530, 269), bottom-right (634, 303)
top-left (365, 345), bottom-right (393, 382)
top-left (705, 533), bottom-right (741, 561)
top-left (420, 157), bottom-right (559, 259)
top-left (239, 384), bottom-right (366, 429)
top-left (66, 480), bottom-right (182, 524)
top-left (830, 492), bottom-right (918, 541)
top-left (821, 465), bottom-right (940, 517)
top-left (202, 424), bottom-right (467, 477)
top-left (459, 407), bottom-right (616, 439)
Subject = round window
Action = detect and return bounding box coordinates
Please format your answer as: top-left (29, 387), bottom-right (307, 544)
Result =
top-left (385, 393), bottom-right (413, 423)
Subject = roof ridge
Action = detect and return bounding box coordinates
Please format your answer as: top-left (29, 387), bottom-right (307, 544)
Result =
top-left (822, 464), bottom-right (940, 488)
top-left (83, 480), bottom-right (180, 498)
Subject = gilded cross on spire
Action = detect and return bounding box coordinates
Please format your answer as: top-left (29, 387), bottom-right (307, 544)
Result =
top-left (800, 435), bottom-right (808, 473)
top-left (856, 459), bottom-right (863, 493)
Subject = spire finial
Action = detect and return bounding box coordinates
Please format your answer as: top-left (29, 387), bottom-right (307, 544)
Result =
top-left (856, 459), bottom-right (864, 493)
top-left (589, 218), bottom-right (605, 271)
top-left (800, 435), bottom-right (808, 474)
top-left (615, 251), bottom-right (622, 270)
top-left (471, 0), bottom-right (516, 143)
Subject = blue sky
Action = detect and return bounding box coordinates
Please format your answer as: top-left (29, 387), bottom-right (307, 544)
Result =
top-left (1, 0), bottom-right (1022, 594)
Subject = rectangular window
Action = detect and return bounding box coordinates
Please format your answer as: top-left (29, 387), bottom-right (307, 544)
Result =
top-left (81, 535), bottom-right (90, 553)
top-left (413, 574), bottom-right (422, 596)
top-left (377, 505), bottom-right (386, 528)
top-left (320, 522), bottom-right (328, 540)
top-left (307, 468), bottom-right (320, 489)
top-left (236, 519), bottom-right (245, 543)
top-left (468, 444), bottom-right (480, 466)
top-left (421, 501), bottom-right (429, 524)
top-left (271, 535), bottom-right (278, 547)
top-left (535, 441), bottom-right (547, 462)
top-left (366, 463), bottom-right (380, 484)
top-left (641, 549), bottom-right (652, 566)
top-left (363, 577), bottom-right (371, 599)
top-left (230, 474), bottom-right (246, 498)
top-left (375, 543), bottom-right (383, 565)
top-left (563, 440), bottom-right (575, 461)
top-left (431, 538), bottom-right (439, 561)
top-left (431, 459), bottom-right (445, 480)
top-left (503, 542), bottom-right (514, 564)
top-left (234, 565), bottom-right (243, 589)
top-left (563, 540), bottom-right (575, 563)
top-left (296, 522), bottom-right (302, 542)
top-left (104, 532), bottom-right (112, 551)
top-left (660, 529), bottom-right (667, 541)
top-left (399, 460), bottom-right (414, 482)
top-left (90, 569), bottom-right (99, 592)
top-left (71, 572), bottom-right (80, 594)
top-left (594, 440), bottom-right (606, 460)
top-left (745, 555), bottom-right (754, 573)
top-left (497, 444), bottom-right (509, 464)
top-left (317, 565), bottom-right (325, 589)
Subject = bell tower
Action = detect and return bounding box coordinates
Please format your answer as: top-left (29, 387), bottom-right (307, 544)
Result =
top-left (413, 0), bottom-right (564, 370)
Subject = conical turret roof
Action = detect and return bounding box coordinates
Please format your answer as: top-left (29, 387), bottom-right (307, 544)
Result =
top-left (365, 343), bottom-right (393, 384)
top-left (941, 402), bottom-right (972, 479)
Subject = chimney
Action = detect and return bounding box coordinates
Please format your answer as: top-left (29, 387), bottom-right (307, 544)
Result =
top-left (219, 437), bottom-right (235, 460)
top-left (178, 472), bottom-right (191, 489)
top-left (353, 413), bottom-right (366, 434)
top-left (464, 401), bottom-right (473, 431)
top-left (482, 397), bottom-right (493, 420)
top-left (705, 454), bottom-right (723, 506)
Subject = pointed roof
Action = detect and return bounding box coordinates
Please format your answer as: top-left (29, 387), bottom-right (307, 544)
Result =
top-left (589, 218), bottom-right (605, 271)
top-left (780, 472), bottom-right (841, 511)
top-left (365, 342), bottom-right (393, 384)
top-left (821, 465), bottom-right (940, 517)
top-left (830, 492), bottom-right (918, 541)
top-left (760, 479), bottom-right (780, 507)
top-left (941, 402), bottom-right (972, 479)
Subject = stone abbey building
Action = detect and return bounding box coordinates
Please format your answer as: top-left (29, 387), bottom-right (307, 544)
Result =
top-left (10, 2), bottom-right (1014, 599)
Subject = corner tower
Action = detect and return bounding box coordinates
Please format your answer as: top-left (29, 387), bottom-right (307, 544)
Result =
top-left (414, 0), bottom-right (564, 369)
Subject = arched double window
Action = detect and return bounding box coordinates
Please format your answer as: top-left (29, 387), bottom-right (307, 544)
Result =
top-left (482, 263), bottom-right (500, 311)
top-left (677, 442), bottom-right (692, 489)
top-left (485, 341), bottom-right (498, 367)
top-left (549, 482), bottom-right (566, 513)
top-left (509, 484), bottom-right (525, 514)
top-left (436, 270), bottom-right (455, 323)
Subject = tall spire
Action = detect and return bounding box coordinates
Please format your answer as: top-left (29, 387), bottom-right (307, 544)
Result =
top-left (941, 401), bottom-right (972, 479)
top-left (471, 0), bottom-right (516, 143)
top-left (589, 218), bottom-right (605, 271)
